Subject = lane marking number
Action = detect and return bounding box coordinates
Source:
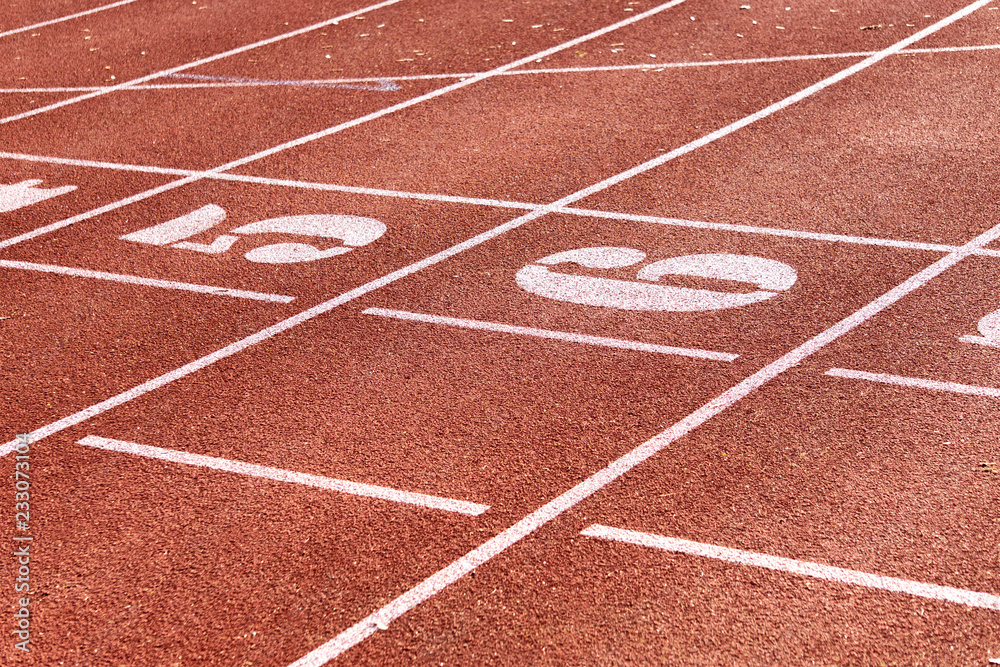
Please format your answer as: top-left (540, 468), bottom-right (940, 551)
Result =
top-left (0, 179), bottom-right (76, 213)
top-left (120, 204), bottom-right (386, 264)
top-left (960, 305), bottom-right (1000, 349)
top-left (516, 246), bottom-right (797, 311)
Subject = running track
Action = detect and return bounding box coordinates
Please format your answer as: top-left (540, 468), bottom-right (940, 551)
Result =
top-left (1, 0), bottom-right (999, 664)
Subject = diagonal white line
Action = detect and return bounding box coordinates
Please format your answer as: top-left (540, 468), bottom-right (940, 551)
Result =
top-left (78, 435), bottom-right (488, 515)
top-left (0, 259), bottom-right (295, 303)
top-left (0, 0), bottom-right (695, 456)
top-left (277, 6), bottom-right (1000, 659)
top-left (0, 0), bottom-right (407, 125)
top-left (0, 0), bottom-right (139, 40)
top-left (826, 367), bottom-right (1000, 398)
top-left (581, 524), bottom-right (1000, 611)
top-left (0, 0), bottom-right (689, 252)
top-left (364, 308), bottom-right (739, 361)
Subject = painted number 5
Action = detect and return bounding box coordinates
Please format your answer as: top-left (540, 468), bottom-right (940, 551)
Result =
top-left (120, 204), bottom-right (386, 264)
top-left (516, 246), bottom-right (797, 311)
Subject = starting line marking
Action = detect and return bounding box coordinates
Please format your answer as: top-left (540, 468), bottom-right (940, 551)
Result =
top-left (581, 524), bottom-right (1000, 611)
top-left (77, 435), bottom-right (489, 516)
top-left (4, 43), bottom-right (999, 93)
top-left (0, 259), bottom-right (295, 303)
top-left (364, 307), bottom-right (739, 361)
top-left (826, 367), bottom-right (1000, 399)
top-left (7, 151), bottom-right (1000, 260)
top-left (0, 0), bottom-right (139, 40)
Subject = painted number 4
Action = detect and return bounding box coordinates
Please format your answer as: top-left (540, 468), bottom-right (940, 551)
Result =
top-left (119, 204), bottom-right (386, 263)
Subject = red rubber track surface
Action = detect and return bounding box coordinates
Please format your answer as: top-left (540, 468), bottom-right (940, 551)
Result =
top-left (1, 0), bottom-right (999, 665)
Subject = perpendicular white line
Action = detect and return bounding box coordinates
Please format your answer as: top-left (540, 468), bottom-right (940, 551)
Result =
top-left (580, 524), bottom-right (1000, 611)
top-left (0, 259), bottom-right (295, 303)
top-left (0, 1), bottom-right (696, 460)
top-left (364, 307), bottom-right (738, 361)
top-left (540, 0), bottom-right (997, 212)
top-left (0, 0), bottom-right (139, 40)
top-left (7, 150), bottom-right (996, 257)
top-left (0, 0), bottom-right (408, 125)
top-left (0, 0), bottom-right (689, 252)
top-left (826, 367), bottom-right (1000, 399)
top-left (209, 0), bottom-right (690, 175)
top-left (290, 221), bottom-right (1000, 667)
top-left (281, 6), bottom-right (1000, 659)
top-left (77, 435), bottom-right (488, 516)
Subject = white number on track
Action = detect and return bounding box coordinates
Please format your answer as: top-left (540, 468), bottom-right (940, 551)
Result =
top-left (960, 306), bottom-right (1000, 349)
top-left (515, 246), bottom-right (797, 312)
top-left (0, 180), bottom-right (77, 213)
top-left (119, 204), bottom-right (386, 264)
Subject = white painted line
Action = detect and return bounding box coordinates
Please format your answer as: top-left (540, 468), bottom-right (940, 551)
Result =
top-left (278, 7), bottom-right (1000, 659)
top-left (826, 367), bottom-right (1000, 399)
top-left (0, 0), bottom-right (408, 125)
top-left (558, 207), bottom-right (965, 255)
top-left (290, 211), bottom-right (1000, 665)
top-left (0, 4), bottom-right (992, 657)
top-left (0, 0), bottom-right (139, 40)
top-left (581, 524), bottom-right (1000, 611)
top-left (959, 334), bottom-right (1000, 349)
top-left (0, 174), bottom-right (204, 250)
top-left (5, 42), bottom-right (998, 93)
top-left (0, 0), bottom-right (690, 250)
top-left (208, 0), bottom-right (691, 176)
top-left (77, 435), bottom-right (488, 516)
top-left (0, 259), bottom-right (294, 303)
top-left (9, 151), bottom-right (1000, 259)
top-left (364, 308), bottom-right (738, 361)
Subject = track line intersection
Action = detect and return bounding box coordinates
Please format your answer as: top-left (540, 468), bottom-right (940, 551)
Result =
top-left (232, 58), bottom-right (853, 205)
top-left (3, 0), bottom-right (1000, 664)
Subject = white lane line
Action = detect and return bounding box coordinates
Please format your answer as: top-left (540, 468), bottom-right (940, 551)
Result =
top-left (77, 435), bottom-right (488, 516)
top-left (826, 367), bottom-right (1000, 399)
top-left (0, 259), bottom-right (294, 302)
top-left (291, 212), bottom-right (1000, 666)
top-left (556, 207), bottom-right (972, 255)
top-left (9, 151), bottom-right (1000, 259)
top-left (0, 0), bottom-right (690, 251)
top-left (5, 42), bottom-right (998, 93)
top-left (959, 334), bottom-right (1000, 349)
top-left (0, 0), bottom-right (407, 125)
top-left (0, 0), bottom-right (139, 40)
top-left (364, 308), bottom-right (738, 361)
top-left (581, 524), bottom-right (1000, 611)
top-left (279, 5), bottom-right (1000, 654)
top-left (0, 1), bottom-right (697, 459)
top-left (0, 0), bottom-right (987, 455)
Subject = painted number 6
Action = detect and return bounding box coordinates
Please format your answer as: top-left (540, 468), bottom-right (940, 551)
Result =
top-left (516, 246), bottom-right (797, 311)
